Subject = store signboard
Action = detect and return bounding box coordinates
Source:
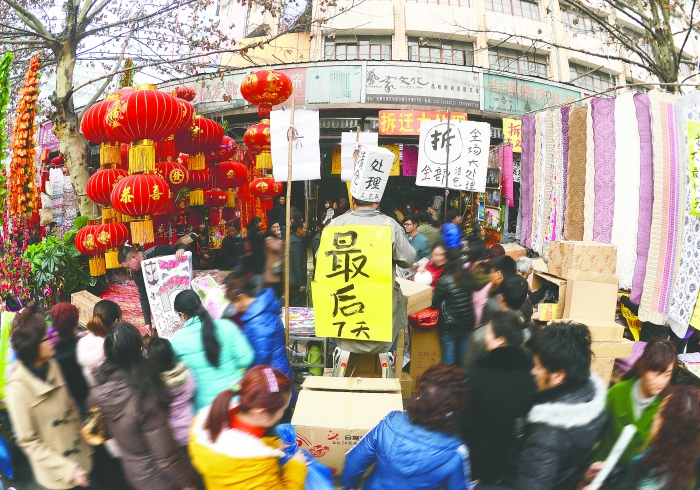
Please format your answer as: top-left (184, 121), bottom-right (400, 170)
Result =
top-left (306, 66), bottom-right (362, 104)
top-left (378, 110), bottom-right (468, 136)
top-left (167, 72), bottom-right (248, 113)
top-left (502, 118), bottom-right (522, 152)
top-left (365, 64), bottom-right (480, 109)
top-left (483, 74), bottom-right (580, 116)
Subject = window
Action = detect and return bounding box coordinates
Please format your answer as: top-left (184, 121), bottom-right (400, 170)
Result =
top-left (569, 63), bottom-right (615, 93)
top-left (560, 7), bottom-right (606, 41)
top-left (408, 38), bottom-right (474, 66)
top-left (485, 0), bottom-right (540, 21)
top-left (488, 47), bottom-right (547, 78)
top-left (324, 36), bottom-right (392, 61)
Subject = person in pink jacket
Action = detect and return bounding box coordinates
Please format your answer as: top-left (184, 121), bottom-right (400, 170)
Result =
top-left (147, 337), bottom-right (196, 448)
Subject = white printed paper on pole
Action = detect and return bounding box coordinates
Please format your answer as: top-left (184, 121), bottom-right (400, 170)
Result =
top-left (341, 132), bottom-right (378, 182)
top-left (271, 108), bottom-right (321, 181)
top-left (350, 145), bottom-right (394, 202)
top-left (416, 119), bottom-right (490, 192)
top-left (142, 252), bottom-right (193, 339)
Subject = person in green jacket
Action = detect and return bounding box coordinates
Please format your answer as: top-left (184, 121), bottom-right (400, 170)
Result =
top-left (592, 338), bottom-right (676, 466)
top-left (171, 290), bottom-right (255, 411)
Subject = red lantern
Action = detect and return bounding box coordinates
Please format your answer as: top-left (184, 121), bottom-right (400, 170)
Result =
top-left (207, 135), bottom-right (236, 163)
top-left (214, 161), bottom-right (248, 188)
top-left (50, 154), bottom-right (64, 167)
top-left (95, 222), bottom-right (130, 269)
top-left (175, 116), bottom-right (224, 171)
top-left (186, 169), bottom-right (211, 206)
top-left (240, 69), bottom-right (294, 117)
top-left (249, 178), bottom-right (284, 199)
top-left (203, 189), bottom-right (228, 208)
top-left (81, 95), bottom-right (123, 168)
top-left (86, 168), bottom-right (128, 221)
top-left (243, 120), bottom-right (271, 170)
top-left (105, 85), bottom-right (187, 174)
top-left (175, 86), bottom-right (196, 102)
top-left (111, 173), bottom-right (169, 244)
top-left (75, 223), bottom-right (106, 276)
top-left (155, 161), bottom-right (188, 192)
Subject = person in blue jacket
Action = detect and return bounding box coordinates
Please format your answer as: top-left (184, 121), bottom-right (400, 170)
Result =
top-left (224, 272), bottom-right (292, 382)
top-left (342, 364), bottom-right (472, 490)
top-left (441, 209), bottom-right (462, 249)
top-left (171, 289), bottom-right (255, 411)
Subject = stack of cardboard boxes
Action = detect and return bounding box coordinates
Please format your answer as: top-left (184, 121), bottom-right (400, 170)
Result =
top-left (544, 241), bottom-right (633, 384)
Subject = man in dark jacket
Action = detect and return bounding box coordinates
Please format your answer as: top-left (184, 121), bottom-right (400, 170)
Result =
top-left (289, 220), bottom-right (308, 307)
top-left (217, 221), bottom-right (244, 272)
top-left (119, 243), bottom-right (187, 335)
top-left (477, 322), bottom-right (607, 490)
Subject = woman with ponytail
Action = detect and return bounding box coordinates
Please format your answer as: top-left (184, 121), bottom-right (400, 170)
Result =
top-left (461, 310), bottom-right (536, 484)
top-left (172, 289), bottom-right (254, 411)
top-left (189, 365), bottom-right (307, 489)
top-left (76, 300), bottom-right (122, 386)
top-left (90, 323), bottom-right (198, 490)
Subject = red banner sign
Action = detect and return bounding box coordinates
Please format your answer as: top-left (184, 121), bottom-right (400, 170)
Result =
top-left (378, 110), bottom-right (468, 136)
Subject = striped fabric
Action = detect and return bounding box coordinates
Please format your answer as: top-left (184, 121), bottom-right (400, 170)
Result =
top-left (520, 115), bottom-right (536, 248)
top-left (583, 104), bottom-right (596, 241)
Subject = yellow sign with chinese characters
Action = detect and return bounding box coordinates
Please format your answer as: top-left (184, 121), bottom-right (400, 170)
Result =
top-left (312, 225), bottom-right (393, 342)
top-left (381, 144), bottom-right (401, 176)
top-left (503, 118), bottom-right (522, 153)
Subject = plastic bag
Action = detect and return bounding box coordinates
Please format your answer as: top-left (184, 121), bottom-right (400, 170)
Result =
top-left (276, 424), bottom-right (334, 490)
top-left (0, 433), bottom-right (13, 479)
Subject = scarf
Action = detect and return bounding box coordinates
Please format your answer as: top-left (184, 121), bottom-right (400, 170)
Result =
top-left (592, 97), bottom-right (616, 243)
top-left (565, 106), bottom-right (588, 241)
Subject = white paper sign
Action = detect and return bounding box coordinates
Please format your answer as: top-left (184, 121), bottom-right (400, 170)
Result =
top-left (416, 119), bottom-right (490, 192)
top-left (588, 424), bottom-right (637, 490)
top-left (350, 145), bottom-right (394, 202)
top-left (341, 132), bottom-right (378, 182)
top-left (271, 108), bottom-right (321, 181)
top-left (142, 251), bottom-right (193, 339)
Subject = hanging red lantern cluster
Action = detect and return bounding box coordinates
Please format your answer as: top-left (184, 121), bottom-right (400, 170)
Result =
top-left (203, 189), bottom-right (228, 208)
top-left (95, 222), bottom-right (130, 269)
top-left (215, 161), bottom-right (247, 208)
top-left (249, 178), bottom-right (284, 199)
top-left (81, 93), bottom-right (125, 168)
top-left (243, 120), bottom-right (272, 171)
top-left (110, 173), bottom-right (169, 244)
top-left (207, 135), bottom-right (236, 163)
top-left (240, 69), bottom-right (294, 117)
top-left (175, 116), bottom-right (223, 205)
top-left (155, 161), bottom-right (189, 213)
top-left (175, 86), bottom-right (196, 102)
top-left (74, 223), bottom-right (106, 276)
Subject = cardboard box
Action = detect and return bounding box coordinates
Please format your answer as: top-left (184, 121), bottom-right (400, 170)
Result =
top-left (563, 271), bottom-right (618, 322)
top-left (560, 318), bottom-right (625, 341)
top-left (292, 377), bottom-right (403, 476)
top-left (548, 241), bottom-right (617, 278)
top-left (592, 339), bottom-right (635, 359)
top-left (408, 326), bottom-right (442, 392)
top-left (345, 353), bottom-right (387, 378)
top-left (71, 290), bottom-right (102, 327)
top-left (400, 372), bottom-right (413, 400)
top-left (537, 303), bottom-right (559, 322)
top-left (532, 271), bottom-right (567, 319)
top-left (502, 243), bottom-right (527, 261)
top-left (591, 357), bottom-right (615, 385)
top-left (397, 278), bottom-right (433, 315)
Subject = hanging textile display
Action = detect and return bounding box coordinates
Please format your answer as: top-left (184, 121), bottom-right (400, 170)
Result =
top-left (564, 106), bottom-right (587, 241)
top-left (631, 93), bottom-right (654, 304)
top-left (520, 115), bottom-right (536, 249)
top-left (583, 106), bottom-right (596, 241)
top-left (499, 146), bottom-right (514, 207)
top-left (553, 109), bottom-right (565, 244)
top-left (639, 91), bottom-right (682, 325)
top-left (532, 112), bottom-right (546, 254)
top-left (560, 106), bottom-right (571, 235)
top-left (541, 111), bottom-right (559, 259)
top-left (611, 93), bottom-right (641, 290)
top-left (667, 93), bottom-right (700, 336)
top-left (591, 98), bottom-right (616, 244)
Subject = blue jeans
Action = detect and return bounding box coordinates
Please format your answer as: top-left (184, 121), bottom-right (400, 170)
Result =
top-left (440, 330), bottom-right (472, 366)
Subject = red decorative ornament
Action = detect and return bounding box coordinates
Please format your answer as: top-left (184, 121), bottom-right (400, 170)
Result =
top-left (175, 86), bottom-right (196, 102)
top-left (75, 224), bottom-right (106, 276)
top-left (155, 161), bottom-right (189, 192)
top-left (110, 173), bottom-right (169, 244)
top-left (214, 161), bottom-right (248, 188)
top-left (95, 222), bottom-right (130, 269)
top-left (104, 85), bottom-right (187, 174)
top-left (175, 116), bottom-right (224, 171)
top-left (203, 189), bottom-right (228, 208)
top-left (50, 154), bottom-right (64, 167)
top-left (207, 135), bottom-right (236, 163)
top-left (186, 168), bottom-right (211, 207)
top-left (249, 178), bottom-right (284, 199)
top-left (86, 168), bottom-right (128, 220)
top-left (243, 120), bottom-right (271, 170)
top-left (81, 100), bottom-right (113, 144)
top-left (240, 69), bottom-right (294, 117)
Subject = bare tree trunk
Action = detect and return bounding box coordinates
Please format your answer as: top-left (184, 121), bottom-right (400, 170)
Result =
top-left (50, 41), bottom-right (94, 218)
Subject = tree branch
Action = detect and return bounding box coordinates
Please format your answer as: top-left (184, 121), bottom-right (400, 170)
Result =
top-left (0, 0), bottom-right (54, 40)
top-left (677, 0), bottom-right (697, 69)
top-left (79, 0), bottom-right (111, 29)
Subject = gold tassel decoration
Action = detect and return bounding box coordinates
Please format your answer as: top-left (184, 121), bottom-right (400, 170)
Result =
top-left (226, 189), bottom-right (236, 208)
top-left (100, 142), bottom-right (122, 168)
top-left (256, 151), bottom-right (272, 170)
top-left (130, 217), bottom-right (155, 245)
top-left (105, 249), bottom-right (120, 269)
top-left (190, 189), bottom-right (204, 206)
top-left (89, 256), bottom-right (107, 276)
top-left (188, 153), bottom-right (206, 171)
top-left (129, 139), bottom-right (155, 174)
top-left (101, 206), bottom-right (115, 222)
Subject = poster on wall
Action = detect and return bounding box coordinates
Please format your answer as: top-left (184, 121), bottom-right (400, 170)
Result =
top-left (312, 225), bottom-right (393, 342)
top-left (415, 119), bottom-right (491, 192)
top-left (270, 108), bottom-right (321, 181)
top-left (366, 64), bottom-right (480, 109)
top-left (142, 252), bottom-right (193, 339)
